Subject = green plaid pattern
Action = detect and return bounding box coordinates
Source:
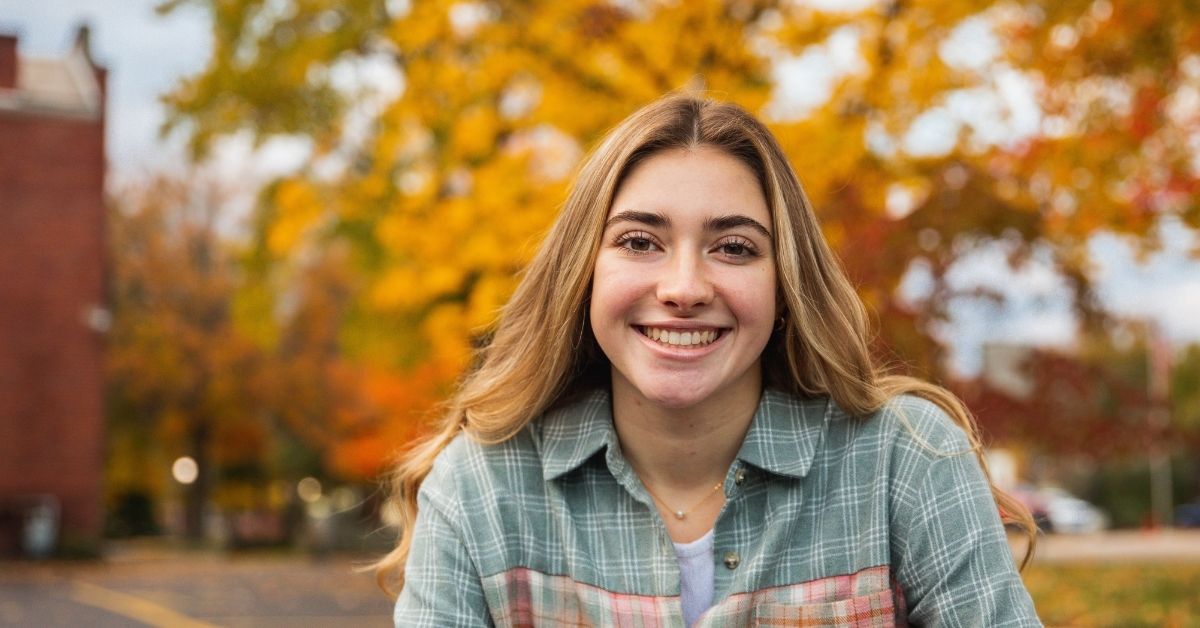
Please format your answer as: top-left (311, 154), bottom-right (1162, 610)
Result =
top-left (395, 390), bottom-right (1042, 627)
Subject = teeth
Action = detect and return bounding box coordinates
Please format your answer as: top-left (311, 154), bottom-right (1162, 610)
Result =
top-left (641, 327), bottom-right (719, 347)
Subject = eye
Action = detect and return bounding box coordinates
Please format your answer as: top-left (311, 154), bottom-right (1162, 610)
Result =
top-left (614, 231), bottom-right (660, 255)
top-left (628, 237), bottom-right (654, 252)
top-left (721, 242), bottom-right (748, 256)
top-left (715, 237), bottom-right (759, 259)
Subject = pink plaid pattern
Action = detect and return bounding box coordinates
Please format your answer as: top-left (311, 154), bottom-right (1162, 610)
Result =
top-left (705, 565), bottom-right (904, 626)
top-left (482, 565), bottom-right (904, 627)
top-left (485, 566), bottom-right (680, 627)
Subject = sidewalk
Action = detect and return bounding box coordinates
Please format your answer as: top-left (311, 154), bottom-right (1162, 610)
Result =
top-left (0, 541), bottom-right (392, 627)
top-left (1012, 529), bottom-right (1200, 563)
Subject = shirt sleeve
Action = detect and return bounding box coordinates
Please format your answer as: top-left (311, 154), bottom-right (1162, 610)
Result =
top-left (394, 480), bottom-right (492, 627)
top-left (889, 409), bottom-right (1043, 627)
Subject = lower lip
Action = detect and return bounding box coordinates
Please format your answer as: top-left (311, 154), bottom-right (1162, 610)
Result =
top-left (633, 328), bottom-right (726, 358)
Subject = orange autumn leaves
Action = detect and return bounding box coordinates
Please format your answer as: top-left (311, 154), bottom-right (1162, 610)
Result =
top-left (146, 0), bottom-right (1200, 482)
top-left (106, 179), bottom-right (442, 503)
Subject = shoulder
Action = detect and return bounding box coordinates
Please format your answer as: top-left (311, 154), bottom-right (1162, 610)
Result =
top-left (862, 395), bottom-right (995, 520)
top-left (870, 399), bottom-right (1039, 624)
top-left (858, 394), bottom-right (973, 458)
top-left (422, 390), bottom-right (611, 502)
top-left (421, 426), bottom-right (546, 508)
top-left (818, 393), bottom-right (979, 496)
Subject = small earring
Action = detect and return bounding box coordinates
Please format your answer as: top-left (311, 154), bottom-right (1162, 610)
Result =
top-left (775, 316), bottom-right (786, 331)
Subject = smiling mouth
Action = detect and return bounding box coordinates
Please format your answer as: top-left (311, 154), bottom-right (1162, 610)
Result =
top-left (637, 326), bottom-right (724, 347)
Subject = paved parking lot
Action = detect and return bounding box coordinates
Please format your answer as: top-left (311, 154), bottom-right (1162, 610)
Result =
top-left (3, 531), bottom-right (1199, 626)
top-left (0, 545), bottom-right (392, 627)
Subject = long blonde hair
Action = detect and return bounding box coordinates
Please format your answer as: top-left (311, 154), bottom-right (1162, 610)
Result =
top-left (375, 94), bottom-right (1036, 594)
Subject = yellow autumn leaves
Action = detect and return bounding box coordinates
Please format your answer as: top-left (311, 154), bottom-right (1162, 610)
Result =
top-left (155, 0), bottom-right (1200, 482)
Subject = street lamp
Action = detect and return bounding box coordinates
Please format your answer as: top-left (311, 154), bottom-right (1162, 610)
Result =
top-left (172, 456), bottom-right (198, 485)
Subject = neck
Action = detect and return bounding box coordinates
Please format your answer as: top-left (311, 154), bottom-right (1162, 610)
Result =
top-left (610, 371), bottom-right (761, 493)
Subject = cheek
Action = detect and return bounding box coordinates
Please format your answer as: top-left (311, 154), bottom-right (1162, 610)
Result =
top-left (723, 269), bottom-right (777, 332)
top-left (589, 260), bottom-right (643, 327)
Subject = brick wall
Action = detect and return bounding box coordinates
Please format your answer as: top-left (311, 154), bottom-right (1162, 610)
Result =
top-left (0, 60), bottom-right (107, 553)
top-left (0, 34), bottom-right (16, 89)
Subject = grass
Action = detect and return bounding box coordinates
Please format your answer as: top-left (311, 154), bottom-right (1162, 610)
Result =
top-left (1022, 562), bottom-right (1200, 627)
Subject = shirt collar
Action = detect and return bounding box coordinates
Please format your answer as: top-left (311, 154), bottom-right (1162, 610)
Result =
top-left (538, 388), bottom-right (832, 481)
top-left (540, 389), bottom-right (615, 481)
top-left (735, 388), bottom-right (832, 479)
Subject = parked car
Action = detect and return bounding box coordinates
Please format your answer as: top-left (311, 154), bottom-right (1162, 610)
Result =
top-left (1008, 485), bottom-right (1051, 532)
top-left (1176, 501), bottom-right (1200, 528)
top-left (1008, 485), bottom-right (1108, 534)
top-left (1037, 487), bottom-right (1109, 534)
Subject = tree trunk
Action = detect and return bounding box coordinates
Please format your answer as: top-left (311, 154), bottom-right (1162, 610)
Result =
top-left (183, 420), bottom-right (210, 541)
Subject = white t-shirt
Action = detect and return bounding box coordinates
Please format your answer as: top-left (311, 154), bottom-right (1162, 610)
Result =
top-left (673, 529), bottom-right (715, 627)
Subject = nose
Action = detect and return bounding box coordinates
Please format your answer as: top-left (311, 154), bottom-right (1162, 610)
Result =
top-left (656, 250), bottom-right (713, 312)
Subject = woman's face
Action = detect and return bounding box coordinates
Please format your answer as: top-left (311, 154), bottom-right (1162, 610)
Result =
top-left (590, 146), bottom-right (776, 411)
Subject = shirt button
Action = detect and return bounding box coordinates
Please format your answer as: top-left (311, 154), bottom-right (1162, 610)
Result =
top-left (723, 551), bottom-right (740, 570)
top-left (734, 468), bottom-right (747, 486)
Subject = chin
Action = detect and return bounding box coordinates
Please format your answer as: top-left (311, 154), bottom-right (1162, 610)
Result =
top-left (634, 384), bottom-right (716, 410)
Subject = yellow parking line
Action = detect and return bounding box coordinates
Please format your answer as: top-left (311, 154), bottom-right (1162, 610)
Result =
top-left (70, 581), bottom-right (220, 628)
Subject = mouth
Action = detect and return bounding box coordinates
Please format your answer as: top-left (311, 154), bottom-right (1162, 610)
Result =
top-left (636, 326), bottom-right (725, 348)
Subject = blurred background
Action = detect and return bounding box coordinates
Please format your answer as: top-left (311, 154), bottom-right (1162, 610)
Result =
top-left (1, 0), bottom-right (1199, 625)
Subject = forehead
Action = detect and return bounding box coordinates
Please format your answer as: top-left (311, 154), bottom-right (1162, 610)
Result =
top-left (608, 147), bottom-right (770, 227)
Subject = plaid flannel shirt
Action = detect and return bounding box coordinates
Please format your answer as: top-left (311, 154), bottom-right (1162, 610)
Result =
top-left (395, 389), bottom-right (1042, 627)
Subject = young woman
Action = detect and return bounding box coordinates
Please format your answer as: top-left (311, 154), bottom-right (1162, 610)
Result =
top-left (379, 95), bottom-right (1042, 627)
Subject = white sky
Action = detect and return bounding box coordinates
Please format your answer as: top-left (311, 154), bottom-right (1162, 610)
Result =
top-left (0, 0), bottom-right (209, 181)
top-left (3, 0), bottom-right (1197, 375)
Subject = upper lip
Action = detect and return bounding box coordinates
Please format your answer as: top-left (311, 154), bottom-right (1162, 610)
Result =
top-left (636, 322), bottom-right (728, 331)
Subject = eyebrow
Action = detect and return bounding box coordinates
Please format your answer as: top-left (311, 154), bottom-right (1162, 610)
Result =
top-left (703, 214), bottom-right (773, 241)
top-left (605, 210), bottom-right (773, 241)
top-left (605, 210), bottom-right (670, 230)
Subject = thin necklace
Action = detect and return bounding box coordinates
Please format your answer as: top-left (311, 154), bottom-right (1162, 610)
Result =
top-left (641, 481), bottom-right (724, 521)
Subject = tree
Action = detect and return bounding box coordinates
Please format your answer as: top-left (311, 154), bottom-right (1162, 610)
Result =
top-left (160, 0), bottom-right (1200, 471)
top-left (107, 176), bottom-right (424, 540)
top-left (106, 177), bottom-right (274, 538)
top-left (958, 330), bottom-right (1200, 527)
top-left (960, 326), bottom-right (1200, 458)
top-left (959, 348), bottom-right (1153, 459)
top-left (1171, 343), bottom-right (1200, 438)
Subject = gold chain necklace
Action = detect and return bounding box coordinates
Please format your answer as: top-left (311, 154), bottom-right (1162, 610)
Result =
top-left (641, 481), bottom-right (724, 521)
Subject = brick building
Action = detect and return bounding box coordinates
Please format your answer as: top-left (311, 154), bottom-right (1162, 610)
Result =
top-left (0, 26), bottom-right (108, 556)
